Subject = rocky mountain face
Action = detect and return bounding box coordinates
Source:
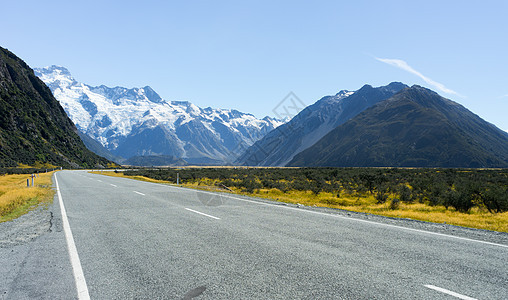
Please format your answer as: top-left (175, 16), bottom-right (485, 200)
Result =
top-left (236, 82), bottom-right (408, 166)
top-left (288, 85), bottom-right (508, 168)
top-left (35, 66), bottom-right (284, 165)
top-left (0, 47), bottom-right (112, 168)
top-left (123, 155), bottom-right (188, 167)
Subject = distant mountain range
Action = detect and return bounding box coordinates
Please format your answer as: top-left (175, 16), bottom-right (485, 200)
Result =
top-left (30, 64), bottom-right (508, 169)
top-left (236, 82), bottom-right (408, 166)
top-left (288, 85), bottom-right (508, 168)
top-left (35, 66), bottom-right (284, 165)
top-left (0, 47), bottom-right (111, 168)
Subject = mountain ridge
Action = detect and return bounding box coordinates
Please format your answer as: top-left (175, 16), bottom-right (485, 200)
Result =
top-left (0, 47), bottom-right (112, 168)
top-left (35, 65), bottom-right (284, 164)
top-left (288, 85), bottom-right (508, 168)
top-left (236, 82), bottom-right (408, 166)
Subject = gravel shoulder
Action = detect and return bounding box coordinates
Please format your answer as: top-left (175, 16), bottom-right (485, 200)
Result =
top-left (0, 180), bottom-right (74, 300)
top-left (0, 204), bottom-right (55, 248)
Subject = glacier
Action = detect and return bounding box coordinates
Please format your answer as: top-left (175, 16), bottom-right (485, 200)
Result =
top-left (34, 65), bottom-right (284, 165)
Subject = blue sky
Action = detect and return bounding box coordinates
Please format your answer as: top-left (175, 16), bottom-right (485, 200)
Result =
top-left (2, 0), bottom-right (508, 131)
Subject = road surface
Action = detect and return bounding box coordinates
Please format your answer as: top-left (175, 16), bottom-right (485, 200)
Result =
top-left (1, 170), bottom-right (507, 299)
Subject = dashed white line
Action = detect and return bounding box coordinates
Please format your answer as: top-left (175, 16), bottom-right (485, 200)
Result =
top-left (110, 184), bottom-right (117, 187)
top-left (424, 285), bottom-right (477, 300)
top-left (54, 174), bottom-right (90, 300)
top-left (184, 208), bottom-right (221, 220)
top-left (96, 179), bottom-right (102, 182)
top-left (133, 191), bottom-right (145, 196)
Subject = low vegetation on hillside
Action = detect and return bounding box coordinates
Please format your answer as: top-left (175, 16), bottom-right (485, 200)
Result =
top-left (288, 86), bottom-right (508, 168)
top-left (0, 46), bottom-right (113, 168)
top-left (111, 167), bottom-right (508, 232)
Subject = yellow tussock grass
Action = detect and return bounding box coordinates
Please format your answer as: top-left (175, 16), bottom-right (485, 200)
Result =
top-left (0, 171), bottom-right (55, 222)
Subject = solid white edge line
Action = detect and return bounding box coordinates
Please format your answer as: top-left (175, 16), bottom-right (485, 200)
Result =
top-left (54, 173), bottom-right (90, 300)
top-left (424, 285), bottom-right (477, 300)
top-left (184, 208), bottom-right (221, 220)
top-left (133, 191), bottom-right (145, 196)
top-left (180, 187), bottom-right (508, 249)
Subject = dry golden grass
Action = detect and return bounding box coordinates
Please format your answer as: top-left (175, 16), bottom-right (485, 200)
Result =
top-left (95, 172), bottom-right (508, 232)
top-left (17, 162), bottom-right (58, 169)
top-left (0, 171), bottom-right (55, 222)
top-left (16, 163), bottom-right (33, 169)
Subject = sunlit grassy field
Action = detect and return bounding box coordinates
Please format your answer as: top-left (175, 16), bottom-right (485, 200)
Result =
top-left (0, 171), bottom-right (55, 222)
top-left (253, 188), bottom-right (507, 232)
top-left (94, 171), bottom-right (508, 232)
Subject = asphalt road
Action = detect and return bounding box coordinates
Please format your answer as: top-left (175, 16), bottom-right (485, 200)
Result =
top-left (1, 170), bottom-right (507, 299)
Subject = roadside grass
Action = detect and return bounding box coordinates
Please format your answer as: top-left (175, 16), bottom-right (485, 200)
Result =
top-left (250, 189), bottom-right (508, 233)
top-left (0, 172), bottom-right (55, 222)
top-left (94, 171), bottom-right (508, 232)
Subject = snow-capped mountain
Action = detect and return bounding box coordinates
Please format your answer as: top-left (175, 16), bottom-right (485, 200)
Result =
top-left (34, 65), bottom-right (284, 164)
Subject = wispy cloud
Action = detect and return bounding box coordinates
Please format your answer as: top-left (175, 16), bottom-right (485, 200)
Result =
top-left (375, 57), bottom-right (462, 97)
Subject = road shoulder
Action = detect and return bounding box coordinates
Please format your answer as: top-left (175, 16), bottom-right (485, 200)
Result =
top-left (0, 184), bottom-right (75, 299)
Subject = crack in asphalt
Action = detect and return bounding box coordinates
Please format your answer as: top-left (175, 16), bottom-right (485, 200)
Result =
top-left (48, 211), bottom-right (53, 233)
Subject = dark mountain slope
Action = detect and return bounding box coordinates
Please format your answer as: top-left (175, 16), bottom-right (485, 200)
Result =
top-left (288, 86), bottom-right (508, 168)
top-left (236, 82), bottom-right (407, 166)
top-left (76, 130), bottom-right (124, 164)
top-left (0, 46), bottom-right (112, 168)
top-left (123, 155), bottom-right (187, 167)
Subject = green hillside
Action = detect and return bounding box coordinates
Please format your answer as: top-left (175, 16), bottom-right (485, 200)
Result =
top-left (0, 46), bottom-right (112, 168)
top-left (288, 85), bottom-right (508, 168)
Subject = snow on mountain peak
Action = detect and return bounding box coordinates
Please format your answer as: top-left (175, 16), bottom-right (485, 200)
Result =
top-left (34, 65), bottom-right (76, 90)
top-left (35, 66), bottom-right (286, 163)
top-left (335, 90), bottom-right (354, 98)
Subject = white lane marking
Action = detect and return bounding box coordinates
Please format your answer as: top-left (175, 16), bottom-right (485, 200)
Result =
top-left (133, 191), bottom-right (145, 196)
top-left (110, 177), bottom-right (507, 249)
top-left (183, 188), bottom-right (508, 249)
top-left (184, 208), bottom-right (221, 220)
top-left (96, 179), bottom-right (102, 182)
top-left (110, 184), bottom-right (117, 187)
top-left (54, 174), bottom-right (91, 300)
top-left (424, 285), bottom-right (477, 300)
